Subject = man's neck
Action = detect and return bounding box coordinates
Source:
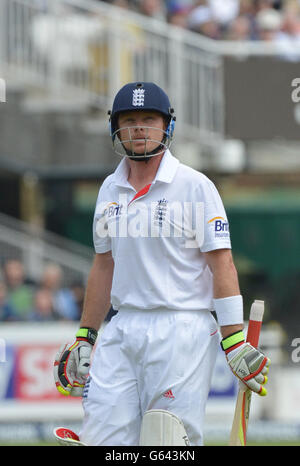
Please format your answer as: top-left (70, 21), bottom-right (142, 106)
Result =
top-left (127, 153), bottom-right (164, 192)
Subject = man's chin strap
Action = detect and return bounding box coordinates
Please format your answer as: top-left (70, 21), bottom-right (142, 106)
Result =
top-left (126, 142), bottom-right (166, 162)
top-left (123, 131), bottom-right (169, 161)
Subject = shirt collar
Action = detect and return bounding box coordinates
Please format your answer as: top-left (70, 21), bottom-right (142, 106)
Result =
top-left (154, 149), bottom-right (179, 184)
top-left (113, 157), bottom-right (131, 188)
top-left (113, 150), bottom-right (179, 188)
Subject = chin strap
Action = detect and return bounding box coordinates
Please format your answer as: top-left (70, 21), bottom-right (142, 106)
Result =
top-left (126, 142), bottom-right (166, 161)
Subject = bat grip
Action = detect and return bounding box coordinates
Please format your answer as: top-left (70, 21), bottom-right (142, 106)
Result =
top-left (246, 320), bottom-right (262, 348)
top-left (246, 301), bottom-right (264, 348)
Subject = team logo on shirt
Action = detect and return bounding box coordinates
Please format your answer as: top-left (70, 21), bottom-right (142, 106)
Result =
top-left (208, 216), bottom-right (229, 238)
top-left (154, 198), bottom-right (168, 227)
top-left (132, 88), bottom-right (145, 107)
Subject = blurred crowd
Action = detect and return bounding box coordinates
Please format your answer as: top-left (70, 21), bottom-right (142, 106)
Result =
top-left (32, 0), bottom-right (300, 43)
top-left (0, 259), bottom-right (85, 322)
top-left (101, 0), bottom-right (300, 44)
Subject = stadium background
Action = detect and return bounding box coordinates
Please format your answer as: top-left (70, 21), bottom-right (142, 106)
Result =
top-left (0, 0), bottom-right (300, 445)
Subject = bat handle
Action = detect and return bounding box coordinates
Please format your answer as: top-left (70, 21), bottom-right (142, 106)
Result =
top-left (246, 300), bottom-right (264, 348)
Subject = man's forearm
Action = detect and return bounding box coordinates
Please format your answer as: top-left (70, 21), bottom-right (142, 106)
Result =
top-left (212, 257), bottom-right (243, 338)
top-left (80, 253), bottom-right (114, 331)
top-left (212, 253), bottom-right (240, 299)
top-left (204, 249), bottom-right (244, 339)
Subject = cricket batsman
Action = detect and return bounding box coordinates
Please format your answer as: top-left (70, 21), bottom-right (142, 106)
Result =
top-left (53, 82), bottom-right (270, 446)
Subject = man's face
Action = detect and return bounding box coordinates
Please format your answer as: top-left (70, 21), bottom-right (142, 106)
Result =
top-left (117, 110), bottom-right (167, 155)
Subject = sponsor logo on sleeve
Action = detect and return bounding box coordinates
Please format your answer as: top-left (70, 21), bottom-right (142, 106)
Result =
top-left (103, 201), bottom-right (123, 218)
top-left (208, 216), bottom-right (230, 238)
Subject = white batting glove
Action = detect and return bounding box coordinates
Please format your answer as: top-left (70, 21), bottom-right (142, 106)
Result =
top-left (53, 327), bottom-right (98, 397)
top-left (221, 330), bottom-right (270, 396)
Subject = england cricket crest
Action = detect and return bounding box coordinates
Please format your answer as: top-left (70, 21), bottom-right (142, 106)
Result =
top-left (132, 88), bottom-right (145, 107)
top-left (154, 198), bottom-right (168, 227)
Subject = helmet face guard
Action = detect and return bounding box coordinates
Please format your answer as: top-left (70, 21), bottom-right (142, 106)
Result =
top-left (108, 82), bottom-right (176, 161)
top-left (112, 122), bottom-right (175, 161)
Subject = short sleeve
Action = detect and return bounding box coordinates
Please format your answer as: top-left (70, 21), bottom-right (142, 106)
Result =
top-left (195, 178), bottom-right (231, 252)
top-left (93, 182), bottom-right (112, 254)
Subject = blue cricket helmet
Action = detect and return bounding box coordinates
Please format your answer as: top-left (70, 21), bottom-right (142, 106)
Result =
top-left (108, 82), bottom-right (175, 138)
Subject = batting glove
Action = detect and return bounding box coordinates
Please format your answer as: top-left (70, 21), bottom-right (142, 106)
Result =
top-left (54, 327), bottom-right (98, 397)
top-left (221, 330), bottom-right (270, 396)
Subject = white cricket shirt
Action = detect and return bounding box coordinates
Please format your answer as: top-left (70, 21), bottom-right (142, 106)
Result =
top-left (93, 150), bottom-right (231, 312)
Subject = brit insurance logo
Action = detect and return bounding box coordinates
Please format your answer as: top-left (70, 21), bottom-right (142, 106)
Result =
top-left (103, 201), bottom-right (123, 218)
top-left (208, 216), bottom-right (229, 238)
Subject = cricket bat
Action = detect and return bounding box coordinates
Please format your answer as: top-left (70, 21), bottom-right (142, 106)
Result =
top-left (228, 299), bottom-right (265, 446)
top-left (53, 427), bottom-right (87, 446)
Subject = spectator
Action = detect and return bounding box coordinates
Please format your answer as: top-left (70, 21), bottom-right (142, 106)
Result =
top-left (70, 280), bottom-right (86, 319)
top-left (3, 259), bottom-right (34, 320)
top-left (187, 5), bottom-right (220, 38)
top-left (237, 0), bottom-right (260, 40)
top-left (255, 0), bottom-right (279, 13)
top-left (139, 0), bottom-right (167, 21)
top-left (0, 281), bottom-right (18, 321)
top-left (208, 0), bottom-right (239, 27)
top-left (274, 10), bottom-right (300, 60)
top-left (239, 0), bottom-right (257, 16)
top-left (41, 263), bottom-right (80, 321)
top-left (29, 288), bottom-right (59, 322)
top-left (281, 10), bottom-right (300, 38)
top-left (167, 1), bottom-right (190, 28)
top-left (255, 7), bottom-right (282, 41)
top-left (226, 15), bottom-right (252, 40)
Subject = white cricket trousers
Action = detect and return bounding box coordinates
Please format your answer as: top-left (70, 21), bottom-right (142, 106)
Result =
top-left (80, 309), bottom-right (220, 446)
